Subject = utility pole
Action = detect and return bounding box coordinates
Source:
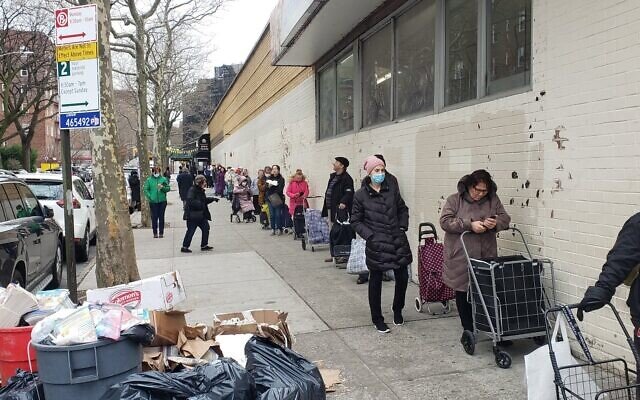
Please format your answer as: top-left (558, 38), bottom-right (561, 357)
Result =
top-left (60, 128), bottom-right (77, 302)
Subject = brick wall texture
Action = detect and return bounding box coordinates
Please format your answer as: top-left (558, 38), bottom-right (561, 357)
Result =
top-left (209, 0), bottom-right (640, 363)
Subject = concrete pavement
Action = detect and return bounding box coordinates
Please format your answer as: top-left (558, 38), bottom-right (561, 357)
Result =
top-left (80, 182), bottom-right (533, 399)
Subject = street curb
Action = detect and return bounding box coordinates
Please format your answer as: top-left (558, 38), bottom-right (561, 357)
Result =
top-left (76, 258), bottom-right (96, 287)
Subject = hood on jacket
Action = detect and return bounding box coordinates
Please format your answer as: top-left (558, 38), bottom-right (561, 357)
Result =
top-left (457, 174), bottom-right (498, 204)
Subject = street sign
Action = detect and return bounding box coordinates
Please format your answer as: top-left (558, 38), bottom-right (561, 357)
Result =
top-left (55, 5), bottom-right (98, 45)
top-left (55, 5), bottom-right (100, 130)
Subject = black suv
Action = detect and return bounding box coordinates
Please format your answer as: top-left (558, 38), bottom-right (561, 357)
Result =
top-left (0, 178), bottom-right (63, 291)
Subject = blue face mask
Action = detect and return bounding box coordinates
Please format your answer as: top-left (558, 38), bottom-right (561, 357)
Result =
top-left (371, 173), bottom-right (385, 184)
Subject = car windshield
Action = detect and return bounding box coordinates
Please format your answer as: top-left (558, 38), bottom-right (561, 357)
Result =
top-left (26, 181), bottom-right (63, 200)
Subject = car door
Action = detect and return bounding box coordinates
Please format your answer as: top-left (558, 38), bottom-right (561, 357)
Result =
top-left (17, 183), bottom-right (56, 280)
top-left (74, 179), bottom-right (96, 237)
top-left (3, 183), bottom-right (40, 284)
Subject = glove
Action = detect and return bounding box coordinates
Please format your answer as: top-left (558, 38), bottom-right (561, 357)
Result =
top-left (577, 286), bottom-right (611, 321)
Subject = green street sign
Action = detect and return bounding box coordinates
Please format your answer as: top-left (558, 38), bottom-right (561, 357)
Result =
top-left (57, 61), bottom-right (71, 77)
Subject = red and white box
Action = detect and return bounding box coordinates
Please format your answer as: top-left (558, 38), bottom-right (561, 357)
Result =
top-left (87, 271), bottom-right (186, 311)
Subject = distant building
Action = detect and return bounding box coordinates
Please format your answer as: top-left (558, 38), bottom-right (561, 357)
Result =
top-left (182, 64), bottom-right (241, 149)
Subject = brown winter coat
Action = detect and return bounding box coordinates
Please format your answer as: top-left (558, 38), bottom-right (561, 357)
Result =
top-left (440, 176), bottom-right (511, 292)
top-left (257, 177), bottom-right (267, 205)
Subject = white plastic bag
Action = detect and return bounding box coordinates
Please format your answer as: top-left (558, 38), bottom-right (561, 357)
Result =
top-left (525, 314), bottom-right (599, 400)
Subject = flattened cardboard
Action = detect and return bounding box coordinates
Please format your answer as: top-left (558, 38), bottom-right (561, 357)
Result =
top-left (212, 309), bottom-right (293, 348)
top-left (150, 310), bottom-right (188, 346)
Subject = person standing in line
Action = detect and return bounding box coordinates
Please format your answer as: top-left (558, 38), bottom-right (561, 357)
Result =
top-left (286, 169), bottom-right (310, 218)
top-left (128, 171), bottom-right (141, 213)
top-left (321, 157), bottom-right (354, 262)
top-left (215, 165), bottom-right (226, 197)
top-left (204, 165), bottom-right (214, 188)
top-left (252, 169), bottom-right (264, 214)
top-left (181, 175), bottom-right (218, 253)
top-left (440, 169), bottom-right (511, 350)
top-left (265, 164), bottom-right (286, 235)
top-left (143, 167), bottom-right (171, 238)
top-left (177, 167), bottom-right (194, 207)
top-left (351, 155), bottom-right (412, 333)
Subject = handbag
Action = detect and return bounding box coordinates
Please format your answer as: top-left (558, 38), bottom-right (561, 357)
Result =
top-left (524, 311), bottom-right (599, 400)
top-left (267, 193), bottom-right (283, 207)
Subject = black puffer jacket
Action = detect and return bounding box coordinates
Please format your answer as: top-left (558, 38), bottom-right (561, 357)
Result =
top-left (183, 185), bottom-right (214, 221)
top-left (350, 176), bottom-right (412, 271)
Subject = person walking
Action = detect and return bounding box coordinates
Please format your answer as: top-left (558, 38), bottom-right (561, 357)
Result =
top-left (181, 175), bottom-right (219, 253)
top-left (286, 169), bottom-right (310, 219)
top-left (266, 164), bottom-right (286, 235)
top-left (440, 169), bottom-right (511, 349)
top-left (143, 167), bottom-right (171, 238)
top-left (322, 157), bottom-right (354, 262)
top-left (176, 167), bottom-right (194, 207)
top-left (351, 155), bottom-right (413, 333)
top-left (163, 166), bottom-right (172, 182)
top-left (128, 171), bottom-right (141, 213)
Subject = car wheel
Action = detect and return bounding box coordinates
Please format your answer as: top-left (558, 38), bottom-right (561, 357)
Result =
top-left (76, 227), bottom-right (89, 262)
top-left (47, 240), bottom-right (63, 289)
top-left (10, 269), bottom-right (25, 288)
top-left (90, 227), bottom-right (97, 246)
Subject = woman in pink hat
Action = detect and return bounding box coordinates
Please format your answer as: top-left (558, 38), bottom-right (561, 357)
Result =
top-left (350, 155), bottom-right (412, 333)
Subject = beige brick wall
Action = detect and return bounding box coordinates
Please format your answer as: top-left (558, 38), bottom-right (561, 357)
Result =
top-left (212, 0), bottom-right (640, 363)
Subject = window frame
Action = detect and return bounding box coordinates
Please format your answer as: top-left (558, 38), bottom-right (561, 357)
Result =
top-left (314, 0), bottom-right (533, 142)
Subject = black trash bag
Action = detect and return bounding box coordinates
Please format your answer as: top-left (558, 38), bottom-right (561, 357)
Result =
top-left (0, 370), bottom-right (44, 400)
top-left (100, 358), bottom-right (255, 400)
top-left (121, 323), bottom-right (155, 346)
top-left (245, 337), bottom-right (325, 400)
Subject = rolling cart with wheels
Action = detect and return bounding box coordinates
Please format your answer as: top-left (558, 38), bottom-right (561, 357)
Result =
top-left (461, 228), bottom-right (556, 369)
top-left (414, 222), bottom-right (455, 315)
top-left (546, 303), bottom-right (640, 400)
top-left (301, 207), bottom-right (330, 252)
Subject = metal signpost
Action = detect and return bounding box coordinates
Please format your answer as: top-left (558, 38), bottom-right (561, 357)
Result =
top-left (55, 4), bottom-right (101, 302)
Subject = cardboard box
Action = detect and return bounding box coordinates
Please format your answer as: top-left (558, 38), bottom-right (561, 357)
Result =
top-left (0, 284), bottom-right (38, 328)
top-left (86, 271), bottom-right (186, 310)
top-left (213, 309), bottom-right (293, 348)
top-left (150, 310), bottom-right (188, 346)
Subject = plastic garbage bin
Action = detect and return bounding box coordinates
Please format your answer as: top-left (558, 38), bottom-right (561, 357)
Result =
top-left (33, 337), bottom-right (141, 400)
top-left (0, 326), bottom-right (37, 386)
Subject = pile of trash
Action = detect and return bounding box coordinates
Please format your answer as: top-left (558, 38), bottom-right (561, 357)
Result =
top-left (0, 271), bottom-right (341, 400)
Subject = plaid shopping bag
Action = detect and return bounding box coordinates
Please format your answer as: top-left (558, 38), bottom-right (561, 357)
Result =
top-left (347, 238), bottom-right (368, 275)
top-left (305, 209), bottom-right (330, 245)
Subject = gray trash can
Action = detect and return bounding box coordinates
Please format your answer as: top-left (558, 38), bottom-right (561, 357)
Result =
top-left (33, 337), bottom-right (141, 400)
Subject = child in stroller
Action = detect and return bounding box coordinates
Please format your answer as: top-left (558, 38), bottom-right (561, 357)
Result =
top-left (231, 177), bottom-right (256, 223)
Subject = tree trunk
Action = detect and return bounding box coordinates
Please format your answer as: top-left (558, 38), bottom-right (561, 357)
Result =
top-left (135, 25), bottom-right (151, 228)
top-left (91, 0), bottom-right (140, 287)
top-left (21, 138), bottom-right (30, 171)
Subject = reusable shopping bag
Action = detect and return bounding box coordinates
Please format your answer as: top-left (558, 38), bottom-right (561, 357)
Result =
top-left (346, 238), bottom-right (367, 275)
top-left (525, 311), bottom-right (599, 400)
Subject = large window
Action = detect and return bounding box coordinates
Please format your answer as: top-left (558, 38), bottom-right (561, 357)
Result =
top-left (362, 24), bottom-right (392, 127)
top-left (445, 0), bottom-right (478, 106)
top-left (487, 0), bottom-right (531, 94)
top-left (336, 53), bottom-right (354, 133)
top-left (318, 66), bottom-right (336, 140)
top-left (315, 0), bottom-right (532, 140)
top-left (395, 0), bottom-right (437, 118)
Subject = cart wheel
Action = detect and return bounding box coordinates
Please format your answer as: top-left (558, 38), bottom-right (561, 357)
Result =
top-left (461, 330), bottom-right (475, 355)
top-left (301, 239), bottom-right (307, 251)
top-left (415, 297), bottom-right (423, 313)
top-left (533, 336), bottom-right (547, 346)
top-left (443, 301), bottom-right (452, 314)
top-left (495, 350), bottom-right (512, 369)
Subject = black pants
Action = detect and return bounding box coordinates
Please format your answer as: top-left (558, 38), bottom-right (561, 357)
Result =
top-left (252, 195), bottom-right (260, 214)
top-left (368, 267), bottom-right (409, 324)
top-left (149, 202), bottom-right (167, 235)
top-left (456, 291), bottom-right (474, 331)
top-left (182, 219), bottom-right (210, 249)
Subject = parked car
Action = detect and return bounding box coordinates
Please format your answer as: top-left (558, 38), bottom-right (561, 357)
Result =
top-left (0, 177), bottom-right (63, 291)
top-left (17, 173), bottom-right (96, 262)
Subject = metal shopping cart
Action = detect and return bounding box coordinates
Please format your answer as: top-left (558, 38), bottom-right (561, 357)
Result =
top-left (461, 227), bottom-right (556, 368)
top-left (546, 303), bottom-right (640, 400)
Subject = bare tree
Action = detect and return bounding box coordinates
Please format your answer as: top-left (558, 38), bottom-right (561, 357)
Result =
top-left (0, 0), bottom-right (58, 170)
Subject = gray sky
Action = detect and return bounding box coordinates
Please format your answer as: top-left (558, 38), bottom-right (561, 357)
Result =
top-left (202, 0), bottom-right (279, 71)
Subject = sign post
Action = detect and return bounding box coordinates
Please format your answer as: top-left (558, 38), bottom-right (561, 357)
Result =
top-left (55, 4), bottom-right (100, 302)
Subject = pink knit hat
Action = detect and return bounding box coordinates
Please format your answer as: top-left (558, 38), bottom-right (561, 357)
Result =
top-left (363, 155), bottom-right (385, 175)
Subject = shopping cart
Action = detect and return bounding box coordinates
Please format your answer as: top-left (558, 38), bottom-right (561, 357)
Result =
top-left (546, 303), bottom-right (640, 400)
top-left (461, 227), bottom-right (556, 368)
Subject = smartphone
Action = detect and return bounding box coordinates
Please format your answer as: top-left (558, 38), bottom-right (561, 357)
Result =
top-left (490, 215), bottom-right (497, 219)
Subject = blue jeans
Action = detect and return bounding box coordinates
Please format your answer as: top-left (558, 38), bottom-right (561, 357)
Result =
top-left (268, 203), bottom-right (284, 231)
top-left (149, 201), bottom-right (167, 235)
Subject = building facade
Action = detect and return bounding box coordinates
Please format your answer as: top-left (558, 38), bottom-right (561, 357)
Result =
top-left (209, 0), bottom-right (640, 362)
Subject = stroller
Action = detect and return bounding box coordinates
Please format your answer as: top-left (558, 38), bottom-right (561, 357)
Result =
top-left (231, 189), bottom-right (256, 223)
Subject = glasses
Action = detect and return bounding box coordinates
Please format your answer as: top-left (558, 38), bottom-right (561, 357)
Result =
top-left (472, 186), bottom-right (488, 194)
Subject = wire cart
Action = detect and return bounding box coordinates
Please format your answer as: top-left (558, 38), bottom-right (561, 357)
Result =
top-left (460, 227), bottom-right (556, 368)
top-left (546, 303), bottom-right (640, 400)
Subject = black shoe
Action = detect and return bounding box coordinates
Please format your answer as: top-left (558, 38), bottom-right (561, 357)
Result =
top-left (271, 231), bottom-right (276, 236)
top-left (356, 276), bottom-right (368, 284)
top-left (375, 321), bottom-right (390, 333)
top-left (180, 248), bottom-right (192, 253)
top-left (153, 233), bottom-right (158, 238)
top-left (393, 312), bottom-right (404, 326)
top-left (201, 246), bottom-right (213, 251)
top-left (159, 234), bottom-right (164, 238)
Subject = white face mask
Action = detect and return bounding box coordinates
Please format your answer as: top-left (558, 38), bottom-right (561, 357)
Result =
top-left (153, 173), bottom-right (160, 178)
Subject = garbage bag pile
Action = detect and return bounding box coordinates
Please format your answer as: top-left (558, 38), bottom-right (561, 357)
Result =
top-left (0, 370), bottom-right (44, 400)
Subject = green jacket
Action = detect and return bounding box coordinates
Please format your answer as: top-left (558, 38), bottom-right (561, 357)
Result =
top-left (143, 175), bottom-right (170, 203)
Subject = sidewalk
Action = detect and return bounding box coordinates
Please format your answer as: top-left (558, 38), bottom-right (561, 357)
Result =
top-left (81, 185), bottom-right (531, 399)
